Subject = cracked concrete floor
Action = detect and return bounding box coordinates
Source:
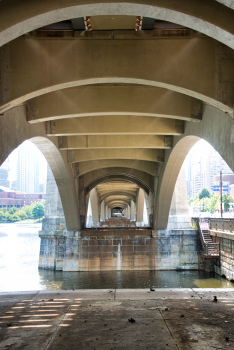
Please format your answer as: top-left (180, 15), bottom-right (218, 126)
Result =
top-left (0, 289), bottom-right (234, 349)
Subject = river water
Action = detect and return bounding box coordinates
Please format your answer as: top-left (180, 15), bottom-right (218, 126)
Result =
top-left (0, 223), bottom-right (234, 292)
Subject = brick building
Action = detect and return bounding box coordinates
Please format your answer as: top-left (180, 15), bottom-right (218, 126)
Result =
top-left (0, 186), bottom-right (45, 209)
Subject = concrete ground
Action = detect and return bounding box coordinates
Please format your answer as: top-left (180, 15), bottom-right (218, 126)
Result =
top-left (0, 289), bottom-right (234, 349)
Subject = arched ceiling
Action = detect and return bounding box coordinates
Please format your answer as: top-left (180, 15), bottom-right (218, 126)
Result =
top-left (95, 181), bottom-right (139, 209)
top-left (1, 1), bottom-right (233, 223)
top-left (1, 1), bottom-right (234, 48)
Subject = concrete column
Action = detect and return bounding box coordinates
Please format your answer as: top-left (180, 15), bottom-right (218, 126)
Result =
top-left (105, 204), bottom-right (109, 219)
top-left (100, 201), bottom-right (105, 221)
top-left (136, 188), bottom-right (145, 223)
top-left (109, 208), bottom-right (111, 218)
top-left (89, 188), bottom-right (99, 224)
top-left (42, 164), bottom-right (66, 231)
top-left (130, 200), bottom-right (135, 221)
top-left (167, 163), bottom-right (190, 229)
top-left (128, 205), bottom-right (131, 219)
top-left (78, 176), bottom-right (86, 229)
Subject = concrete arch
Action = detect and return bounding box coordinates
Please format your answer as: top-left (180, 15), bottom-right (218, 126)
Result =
top-left (29, 137), bottom-right (79, 231)
top-left (1, 36), bottom-right (230, 115)
top-left (28, 86), bottom-right (198, 123)
top-left (85, 175), bottom-right (152, 196)
top-left (0, 105), bottom-right (79, 230)
top-left (0, 1), bottom-right (234, 49)
top-left (110, 204), bottom-right (125, 209)
top-left (82, 168), bottom-right (154, 193)
top-left (156, 104), bottom-right (234, 230)
top-left (99, 192), bottom-right (136, 203)
top-left (106, 199), bottom-right (130, 206)
top-left (79, 160), bottom-right (158, 176)
top-left (156, 135), bottom-right (200, 230)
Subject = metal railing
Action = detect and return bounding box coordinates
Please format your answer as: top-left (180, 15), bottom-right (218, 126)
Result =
top-left (209, 218), bottom-right (234, 232)
top-left (194, 217), bottom-right (220, 257)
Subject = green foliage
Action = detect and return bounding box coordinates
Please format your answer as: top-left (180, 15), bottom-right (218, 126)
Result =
top-left (222, 194), bottom-right (234, 210)
top-left (31, 202), bottom-right (45, 219)
top-left (191, 222), bottom-right (198, 229)
top-left (0, 201), bottom-right (45, 222)
top-left (188, 191), bottom-right (234, 213)
top-left (198, 188), bottom-right (211, 200)
top-left (8, 213), bottom-right (21, 222)
top-left (18, 210), bottom-right (27, 220)
top-left (23, 205), bottom-right (32, 216)
top-left (8, 206), bottom-right (18, 214)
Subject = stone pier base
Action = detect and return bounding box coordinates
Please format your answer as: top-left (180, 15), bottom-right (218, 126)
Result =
top-left (39, 228), bottom-right (201, 271)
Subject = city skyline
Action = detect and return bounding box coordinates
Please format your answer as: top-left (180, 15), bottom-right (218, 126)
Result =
top-left (186, 140), bottom-right (233, 198)
top-left (0, 141), bottom-right (47, 193)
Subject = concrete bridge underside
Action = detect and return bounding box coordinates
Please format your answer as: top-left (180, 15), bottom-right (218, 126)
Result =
top-left (1, 0), bottom-right (234, 270)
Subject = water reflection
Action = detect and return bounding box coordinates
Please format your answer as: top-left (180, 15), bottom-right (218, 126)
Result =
top-left (0, 223), bottom-right (234, 292)
top-left (39, 269), bottom-right (234, 290)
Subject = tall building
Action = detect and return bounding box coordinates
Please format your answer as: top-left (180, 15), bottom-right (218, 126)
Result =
top-left (0, 158), bottom-right (10, 188)
top-left (16, 142), bottom-right (40, 193)
top-left (186, 146), bottom-right (233, 198)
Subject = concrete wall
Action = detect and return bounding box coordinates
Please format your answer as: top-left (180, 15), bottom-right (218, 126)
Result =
top-left (39, 228), bottom-right (201, 271)
top-left (210, 230), bottom-right (234, 281)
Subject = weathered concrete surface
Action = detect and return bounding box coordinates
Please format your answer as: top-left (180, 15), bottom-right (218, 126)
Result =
top-left (0, 289), bottom-right (234, 349)
top-left (210, 229), bottom-right (234, 281)
top-left (39, 228), bottom-right (201, 272)
top-left (156, 104), bottom-right (234, 230)
top-left (1, 0), bottom-right (234, 50)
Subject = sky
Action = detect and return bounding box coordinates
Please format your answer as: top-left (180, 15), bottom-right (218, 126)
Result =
top-left (3, 140), bottom-right (47, 183)
top-left (187, 139), bottom-right (215, 157)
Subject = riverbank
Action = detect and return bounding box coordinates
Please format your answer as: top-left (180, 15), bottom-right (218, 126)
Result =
top-left (0, 219), bottom-right (42, 224)
top-left (0, 289), bottom-right (234, 349)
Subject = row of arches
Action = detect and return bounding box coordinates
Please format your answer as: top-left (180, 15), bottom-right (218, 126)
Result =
top-left (0, 1), bottom-right (234, 232)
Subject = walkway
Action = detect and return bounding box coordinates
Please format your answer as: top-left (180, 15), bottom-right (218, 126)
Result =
top-left (0, 289), bottom-right (234, 349)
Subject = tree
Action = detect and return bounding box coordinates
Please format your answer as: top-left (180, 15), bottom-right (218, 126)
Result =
top-left (24, 205), bottom-right (32, 217)
top-left (222, 195), bottom-right (234, 210)
top-left (8, 206), bottom-right (18, 214)
top-left (31, 202), bottom-right (45, 219)
top-left (8, 213), bottom-right (21, 222)
top-left (18, 210), bottom-right (28, 220)
top-left (199, 188), bottom-right (211, 200)
top-left (205, 194), bottom-right (220, 212)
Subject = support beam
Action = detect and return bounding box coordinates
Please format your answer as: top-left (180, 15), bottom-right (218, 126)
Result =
top-left (47, 117), bottom-right (184, 136)
top-left (78, 160), bottom-right (159, 176)
top-left (0, 1), bottom-right (234, 50)
top-left (82, 168), bottom-right (154, 193)
top-left (59, 135), bottom-right (172, 149)
top-left (27, 85), bottom-right (202, 123)
top-left (105, 199), bottom-right (130, 206)
top-left (68, 149), bottom-right (164, 163)
top-left (85, 175), bottom-right (151, 195)
top-left (99, 192), bottom-right (136, 203)
top-left (2, 37), bottom-right (230, 114)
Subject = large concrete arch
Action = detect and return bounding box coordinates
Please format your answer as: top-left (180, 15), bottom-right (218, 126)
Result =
top-left (1, 36), bottom-right (230, 114)
top-left (30, 137), bottom-right (79, 231)
top-left (82, 168), bottom-right (154, 193)
top-left (99, 192), bottom-right (136, 203)
top-left (106, 199), bottom-right (130, 206)
top-left (85, 175), bottom-right (152, 196)
top-left (0, 1), bottom-right (234, 49)
top-left (28, 86), bottom-right (200, 123)
top-left (0, 105), bottom-right (79, 231)
top-left (156, 135), bottom-right (200, 229)
top-left (79, 160), bottom-right (159, 176)
top-left (155, 104), bottom-right (234, 230)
